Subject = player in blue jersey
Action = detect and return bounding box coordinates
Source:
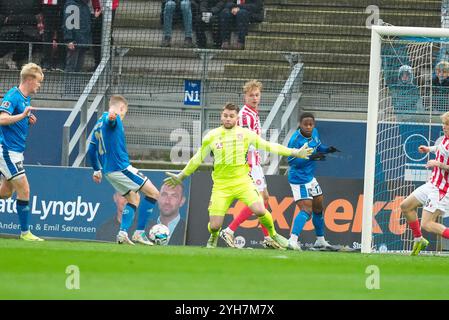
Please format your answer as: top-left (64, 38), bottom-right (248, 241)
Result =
top-left (88, 95), bottom-right (160, 245)
top-left (0, 63), bottom-right (42, 241)
top-left (287, 112), bottom-right (339, 251)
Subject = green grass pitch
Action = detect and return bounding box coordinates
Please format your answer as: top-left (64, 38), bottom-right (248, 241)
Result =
top-left (1, 239), bottom-right (449, 300)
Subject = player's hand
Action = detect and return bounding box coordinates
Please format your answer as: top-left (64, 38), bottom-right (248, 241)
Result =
top-left (28, 113), bottom-right (37, 125)
top-left (327, 146), bottom-right (340, 153)
top-left (22, 106), bottom-right (34, 120)
top-left (108, 111), bottom-right (117, 122)
top-left (418, 145), bottom-right (430, 153)
top-left (426, 160), bottom-right (441, 169)
top-left (93, 170), bottom-right (102, 183)
top-left (291, 144), bottom-right (313, 159)
top-left (309, 153), bottom-right (326, 161)
top-left (164, 171), bottom-right (185, 187)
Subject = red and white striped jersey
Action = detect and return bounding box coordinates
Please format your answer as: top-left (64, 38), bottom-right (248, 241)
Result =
top-left (238, 104), bottom-right (261, 166)
top-left (42, 0), bottom-right (58, 4)
top-left (430, 135), bottom-right (449, 197)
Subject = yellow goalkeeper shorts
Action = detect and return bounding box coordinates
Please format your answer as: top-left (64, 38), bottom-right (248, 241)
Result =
top-left (208, 178), bottom-right (263, 216)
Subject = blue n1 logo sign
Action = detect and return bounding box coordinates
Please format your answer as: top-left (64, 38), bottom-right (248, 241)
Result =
top-left (184, 80), bottom-right (201, 106)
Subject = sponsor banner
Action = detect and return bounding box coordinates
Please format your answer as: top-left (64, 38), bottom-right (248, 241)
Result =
top-left (184, 80), bottom-right (201, 106)
top-left (25, 109), bottom-right (97, 166)
top-left (186, 172), bottom-right (441, 251)
top-left (0, 166), bottom-right (190, 245)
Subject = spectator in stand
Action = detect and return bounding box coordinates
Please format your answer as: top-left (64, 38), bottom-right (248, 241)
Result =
top-left (389, 65), bottom-right (422, 113)
top-left (194, 0), bottom-right (226, 49)
top-left (41, 0), bottom-right (66, 71)
top-left (0, 1), bottom-right (43, 70)
top-left (92, 0), bottom-right (119, 70)
top-left (63, 0), bottom-right (101, 73)
top-left (219, 0), bottom-right (263, 50)
top-left (161, 0), bottom-right (196, 48)
top-left (432, 60), bottom-right (449, 111)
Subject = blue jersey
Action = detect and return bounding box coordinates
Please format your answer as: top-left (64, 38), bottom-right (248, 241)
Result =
top-left (89, 112), bottom-right (130, 174)
top-left (287, 128), bottom-right (330, 184)
top-left (0, 87), bottom-right (31, 152)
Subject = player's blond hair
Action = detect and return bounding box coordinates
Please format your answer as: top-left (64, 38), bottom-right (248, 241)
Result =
top-left (109, 95), bottom-right (128, 109)
top-left (441, 111), bottom-right (449, 123)
top-left (20, 63), bottom-right (43, 83)
top-left (243, 80), bottom-right (263, 94)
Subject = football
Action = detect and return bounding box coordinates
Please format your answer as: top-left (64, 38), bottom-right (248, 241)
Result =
top-left (148, 224), bottom-right (170, 245)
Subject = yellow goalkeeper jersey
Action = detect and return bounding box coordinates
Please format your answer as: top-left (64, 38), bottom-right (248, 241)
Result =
top-left (182, 125), bottom-right (293, 186)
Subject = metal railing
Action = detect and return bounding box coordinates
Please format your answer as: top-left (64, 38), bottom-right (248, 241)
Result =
top-left (61, 0), bottom-right (113, 167)
top-left (263, 61), bottom-right (304, 175)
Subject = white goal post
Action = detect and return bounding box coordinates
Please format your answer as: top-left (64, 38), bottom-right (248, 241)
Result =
top-left (362, 25), bottom-right (449, 254)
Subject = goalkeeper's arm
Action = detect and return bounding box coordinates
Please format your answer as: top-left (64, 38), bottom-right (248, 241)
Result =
top-left (164, 136), bottom-right (212, 186)
top-left (252, 133), bottom-right (312, 158)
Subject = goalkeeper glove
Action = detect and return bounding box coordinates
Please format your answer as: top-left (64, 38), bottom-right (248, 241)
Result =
top-left (327, 146), bottom-right (340, 153)
top-left (309, 153), bottom-right (326, 161)
top-left (164, 171), bottom-right (185, 187)
top-left (291, 144), bottom-right (313, 159)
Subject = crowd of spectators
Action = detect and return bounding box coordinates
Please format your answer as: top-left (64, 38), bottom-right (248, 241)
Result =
top-left (0, 0), bottom-right (118, 72)
top-left (0, 0), bottom-right (265, 73)
top-left (161, 0), bottom-right (264, 49)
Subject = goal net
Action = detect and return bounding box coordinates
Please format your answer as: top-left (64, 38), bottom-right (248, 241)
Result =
top-left (362, 25), bottom-right (449, 254)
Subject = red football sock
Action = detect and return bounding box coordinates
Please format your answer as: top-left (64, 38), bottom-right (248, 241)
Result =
top-left (229, 206), bottom-right (253, 232)
top-left (442, 228), bottom-right (449, 239)
top-left (261, 201), bottom-right (269, 237)
top-left (408, 219), bottom-right (422, 238)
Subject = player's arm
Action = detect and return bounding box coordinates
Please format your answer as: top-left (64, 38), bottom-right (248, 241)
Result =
top-left (0, 105), bottom-right (34, 126)
top-left (88, 135), bottom-right (102, 183)
top-left (317, 143), bottom-right (339, 154)
top-left (419, 145), bottom-right (437, 153)
top-left (251, 131), bottom-right (312, 158)
top-left (426, 159), bottom-right (449, 171)
top-left (164, 133), bottom-right (212, 186)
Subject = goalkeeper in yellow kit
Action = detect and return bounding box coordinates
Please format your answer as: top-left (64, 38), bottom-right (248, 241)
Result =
top-left (164, 103), bottom-right (313, 248)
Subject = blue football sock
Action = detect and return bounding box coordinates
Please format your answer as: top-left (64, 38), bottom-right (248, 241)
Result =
top-left (120, 203), bottom-right (137, 232)
top-left (291, 210), bottom-right (311, 237)
top-left (137, 196), bottom-right (157, 230)
top-left (16, 199), bottom-right (30, 232)
top-left (312, 211), bottom-right (325, 237)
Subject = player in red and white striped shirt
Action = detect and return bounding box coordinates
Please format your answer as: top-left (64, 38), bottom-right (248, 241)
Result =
top-left (220, 80), bottom-right (279, 249)
top-left (400, 111), bottom-right (449, 255)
